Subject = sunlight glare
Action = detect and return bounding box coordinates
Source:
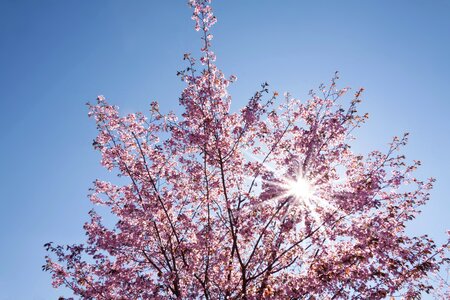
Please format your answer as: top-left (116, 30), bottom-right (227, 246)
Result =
top-left (286, 176), bottom-right (315, 200)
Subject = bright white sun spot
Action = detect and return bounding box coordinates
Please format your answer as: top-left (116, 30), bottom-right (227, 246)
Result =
top-left (285, 176), bottom-right (315, 200)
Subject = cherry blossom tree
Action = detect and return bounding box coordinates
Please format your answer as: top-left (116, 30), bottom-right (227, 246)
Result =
top-left (44, 0), bottom-right (449, 299)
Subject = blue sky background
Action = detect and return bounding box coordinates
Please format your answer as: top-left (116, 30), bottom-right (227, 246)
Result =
top-left (1, 0), bottom-right (449, 299)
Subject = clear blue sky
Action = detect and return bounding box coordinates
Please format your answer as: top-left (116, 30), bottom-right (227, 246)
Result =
top-left (1, 0), bottom-right (449, 299)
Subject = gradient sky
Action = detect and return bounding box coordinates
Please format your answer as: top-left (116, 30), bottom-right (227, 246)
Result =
top-left (1, 0), bottom-right (449, 299)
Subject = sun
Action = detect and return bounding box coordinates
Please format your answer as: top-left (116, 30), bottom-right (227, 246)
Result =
top-left (284, 176), bottom-right (315, 201)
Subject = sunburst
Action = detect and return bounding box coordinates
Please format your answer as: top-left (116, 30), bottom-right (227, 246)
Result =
top-left (282, 175), bottom-right (315, 201)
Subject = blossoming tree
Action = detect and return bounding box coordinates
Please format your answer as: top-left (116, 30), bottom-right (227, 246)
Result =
top-left (44, 0), bottom-right (449, 299)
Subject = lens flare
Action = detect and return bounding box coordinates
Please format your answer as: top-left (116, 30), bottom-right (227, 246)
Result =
top-left (285, 176), bottom-right (315, 201)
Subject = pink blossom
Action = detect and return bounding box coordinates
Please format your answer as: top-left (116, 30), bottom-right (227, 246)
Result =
top-left (44, 1), bottom-right (450, 299)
